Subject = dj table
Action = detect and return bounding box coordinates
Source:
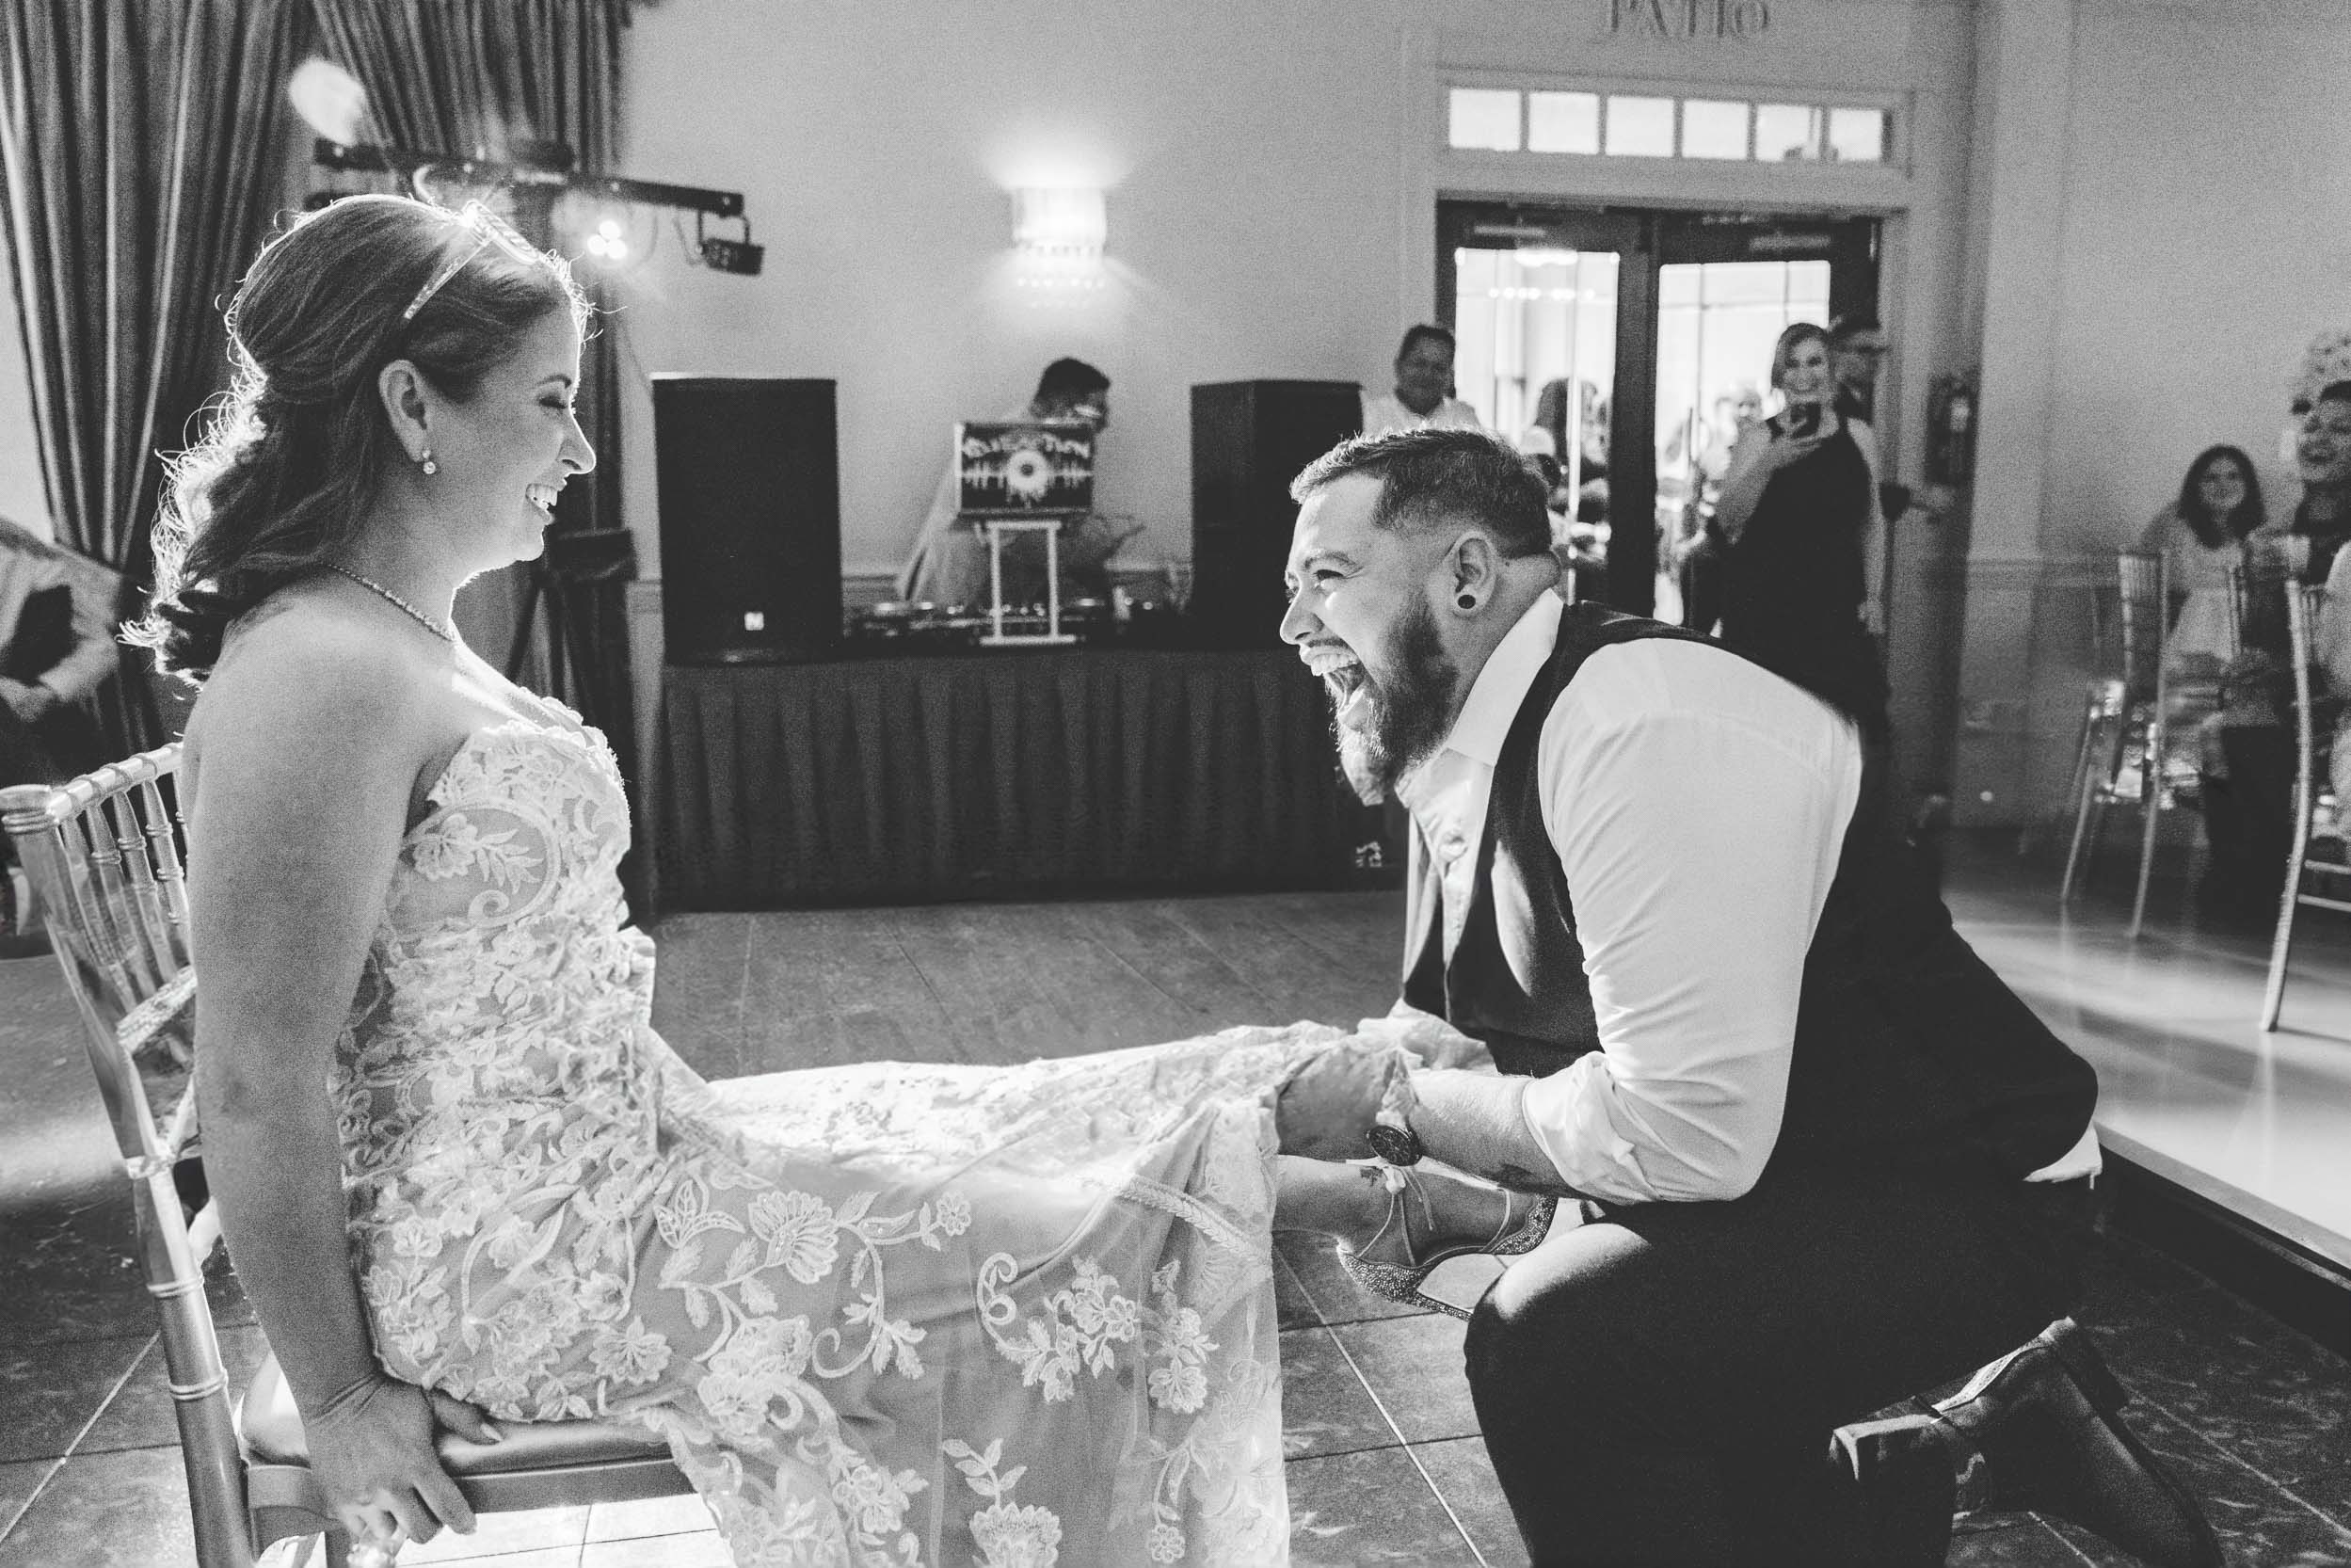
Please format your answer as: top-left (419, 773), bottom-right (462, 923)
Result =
top-left (654, 648), bottom-right (1367, 909)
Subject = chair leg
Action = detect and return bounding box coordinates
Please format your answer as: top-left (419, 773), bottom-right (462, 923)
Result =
top-left (2257, 870), bottom-right (2295, 1030)
top-left (2262, 830), bottom-right (2311, 1032)
top-left (2129, 722), bottom-right (2166, 940)
top-left (2060, 705), bottom-right (2108, 903)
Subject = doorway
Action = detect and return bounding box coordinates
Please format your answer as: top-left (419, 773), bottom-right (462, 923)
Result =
top-left (1439, 201), bottom-right (1881, 617)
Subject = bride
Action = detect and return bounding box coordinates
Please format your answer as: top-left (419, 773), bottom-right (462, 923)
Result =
top-left (135, 195), bottom-right (1551, 1567)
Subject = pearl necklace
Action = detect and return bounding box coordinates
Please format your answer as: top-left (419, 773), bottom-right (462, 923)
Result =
top-left (325, 563), bottom-right (459, 645)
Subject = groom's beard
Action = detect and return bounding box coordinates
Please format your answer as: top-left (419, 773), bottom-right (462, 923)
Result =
top-left (1331, 599), bottom-right (1459, 805)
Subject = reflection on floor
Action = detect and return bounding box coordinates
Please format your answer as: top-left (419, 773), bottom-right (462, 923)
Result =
top-left (1946, 836), bottom-right (2351, 1272)
top-left (3, 890), bottom-right (2348, 1564)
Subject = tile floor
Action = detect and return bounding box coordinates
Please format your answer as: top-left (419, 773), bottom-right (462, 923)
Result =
top-left (3, 880), bottom-right (2348, 1565)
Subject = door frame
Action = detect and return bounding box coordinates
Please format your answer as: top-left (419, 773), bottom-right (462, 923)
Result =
top-left (1438, 200), bottom-right (1881, 616)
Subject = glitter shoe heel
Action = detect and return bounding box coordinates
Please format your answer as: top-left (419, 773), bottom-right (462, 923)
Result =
top-left (1337, 1172), bottom-right (1556, 1320)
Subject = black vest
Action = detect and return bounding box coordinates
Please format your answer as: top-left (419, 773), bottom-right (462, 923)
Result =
top-left (1402, 605), bottom-right (2096, 1182)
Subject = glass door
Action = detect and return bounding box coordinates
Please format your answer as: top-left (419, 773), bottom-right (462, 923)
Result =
top-left (1441, 203), bottom-right (1879, 617)
top-left (1441, 202), bottom-right (1647, 609)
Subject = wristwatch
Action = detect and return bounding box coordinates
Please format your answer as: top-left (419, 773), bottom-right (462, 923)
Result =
top-left (1365, 1119), bottom-right (1423, 1167)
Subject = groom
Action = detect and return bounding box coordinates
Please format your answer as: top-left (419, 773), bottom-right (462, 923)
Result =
top-left (1276, 427), bottom-right (2219, 1567)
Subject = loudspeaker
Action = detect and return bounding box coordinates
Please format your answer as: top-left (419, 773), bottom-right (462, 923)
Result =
top-left (1191, 380), bottom-right (1362, 648)
top-left (653, 376), bottom-right (841, 664)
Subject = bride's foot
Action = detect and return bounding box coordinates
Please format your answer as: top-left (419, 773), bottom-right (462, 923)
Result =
top-left (1336, 1169), bottom-right (1555, 1320)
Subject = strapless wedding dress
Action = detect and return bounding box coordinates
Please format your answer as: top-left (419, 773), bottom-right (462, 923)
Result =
top-left (333, 705), bottom-right (1388, 1566)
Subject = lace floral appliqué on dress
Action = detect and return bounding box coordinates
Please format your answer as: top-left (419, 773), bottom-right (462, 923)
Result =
top-left (335, 713), bottom-right (1382, 1565)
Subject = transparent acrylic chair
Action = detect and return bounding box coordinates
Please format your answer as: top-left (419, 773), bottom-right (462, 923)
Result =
top-left (2059, 551), bottom-right (2183, 937)
top-left (2261, 584), bottom-right (2351, 1030)
top-left (1, 746), bottom-right (690, 1568)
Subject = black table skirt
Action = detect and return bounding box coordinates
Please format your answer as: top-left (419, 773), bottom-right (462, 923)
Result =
top-left (656, 649), bottom-right (1364, 909)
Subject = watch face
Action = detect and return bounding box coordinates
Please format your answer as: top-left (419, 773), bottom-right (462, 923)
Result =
top-left (1366, 1124), bottom-right (1422, 1166)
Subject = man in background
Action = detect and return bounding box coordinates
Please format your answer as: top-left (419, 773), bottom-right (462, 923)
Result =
top-left (2, 514), bottom-right (120, 953)
top-left (1830, 312), bottom-right (1891, 425)
top-left (1830, 312), bottom-right (1914, 610)
top-left (896, 358), bottom-right (1132, 607)
top-left (1361, 325), bottom-right (1482, 438)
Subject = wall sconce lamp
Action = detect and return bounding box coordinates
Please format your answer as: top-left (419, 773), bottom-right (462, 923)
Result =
top-left (1013, 187), bottom-right (1107, 257)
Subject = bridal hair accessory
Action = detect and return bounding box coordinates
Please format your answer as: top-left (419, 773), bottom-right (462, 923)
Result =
top-left (325, 562), bottom-right (459, 645)
top-left (399, 200), bottom-right (543, 326)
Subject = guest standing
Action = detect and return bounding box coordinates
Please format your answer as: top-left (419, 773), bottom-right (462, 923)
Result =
top-left (1361, 325), bottom-right (1482, 437)
top-left (1711, 323), bottom-right (1890, 735)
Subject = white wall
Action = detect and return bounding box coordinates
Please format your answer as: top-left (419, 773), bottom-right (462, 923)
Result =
top-left (2043, 0), bottom-right (2351, 551)
top-left (616, 0), bottom-right (1422, 577)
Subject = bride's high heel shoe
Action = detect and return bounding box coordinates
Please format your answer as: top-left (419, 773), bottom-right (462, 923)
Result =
top-left (1336, 1170), bottom-right (1557, 1320)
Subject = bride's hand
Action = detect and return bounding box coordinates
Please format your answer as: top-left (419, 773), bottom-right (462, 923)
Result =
top-left (1277, 1043), bottom-right (1410, 1161)
top-left (304, 1372), bottom-right (502, 1549)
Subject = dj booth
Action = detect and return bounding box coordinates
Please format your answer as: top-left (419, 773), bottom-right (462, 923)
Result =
top-left (648, 376), bottom-right (1369, 910)
top-left (655, 646), bottom-right (1363, 909)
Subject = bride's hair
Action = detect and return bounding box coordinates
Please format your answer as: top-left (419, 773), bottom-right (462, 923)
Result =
top-left (131, 194), bottom-right (588, 680)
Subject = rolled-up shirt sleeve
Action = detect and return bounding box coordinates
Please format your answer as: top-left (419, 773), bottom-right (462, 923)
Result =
top-left (1518, 643), bottom-right (1862, 1203)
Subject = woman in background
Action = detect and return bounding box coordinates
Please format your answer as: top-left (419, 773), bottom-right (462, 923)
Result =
top-left (2136, 447), bottom-right (2264, 824)
top-left (1711, 324), bottom-right (1890, 735)
top-left (2138, 445), bottom-right (2266, 673)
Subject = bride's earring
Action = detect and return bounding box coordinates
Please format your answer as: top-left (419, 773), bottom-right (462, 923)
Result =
top-left (419, 447), bottom-right (438, 476)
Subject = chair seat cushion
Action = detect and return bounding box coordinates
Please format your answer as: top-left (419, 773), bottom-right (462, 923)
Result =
top-left (238, 1353), bottom-right (673, 1476)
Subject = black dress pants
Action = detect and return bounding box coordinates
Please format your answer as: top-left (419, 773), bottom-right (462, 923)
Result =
top-left (1463, 1160), bottom-right (2088, 1567)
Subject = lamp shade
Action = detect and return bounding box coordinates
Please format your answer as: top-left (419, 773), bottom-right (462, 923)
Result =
top-left (1013, 187), bottom-right (1107, 255)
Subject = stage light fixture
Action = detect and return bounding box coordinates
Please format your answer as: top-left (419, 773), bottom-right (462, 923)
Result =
top-left (584, 215), bottom-right (629, 262)
top-left (695, 212), bottom-right (763, 276)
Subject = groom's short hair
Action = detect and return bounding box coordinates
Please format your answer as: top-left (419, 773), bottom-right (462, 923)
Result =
top-left (1289, 427), bottom-right (1554, 559)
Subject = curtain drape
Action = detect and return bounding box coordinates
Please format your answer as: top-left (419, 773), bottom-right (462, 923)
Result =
top-left (0, 0), bottom-right (307, 749)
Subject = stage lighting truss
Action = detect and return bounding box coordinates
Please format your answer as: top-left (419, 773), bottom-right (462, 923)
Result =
top-left (311, 139), bottom-right (752, 279)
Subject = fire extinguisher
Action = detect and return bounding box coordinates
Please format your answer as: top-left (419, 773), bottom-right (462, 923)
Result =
top-left (1927, 372), bottom-right (1975, 486)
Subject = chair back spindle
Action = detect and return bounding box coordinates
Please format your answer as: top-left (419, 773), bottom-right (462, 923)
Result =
top-left (2116, 551), bottom-right (2168, 704)
top-left (2061, 552), bottom-right (2178, 936)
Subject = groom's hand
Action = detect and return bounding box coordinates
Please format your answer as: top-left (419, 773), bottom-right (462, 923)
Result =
top-left (1276, 1044), bottom-right (1399, 1161)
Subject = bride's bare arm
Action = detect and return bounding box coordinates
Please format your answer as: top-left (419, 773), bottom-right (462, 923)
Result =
top-left (186, 619), bottom-right (486, 1542)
